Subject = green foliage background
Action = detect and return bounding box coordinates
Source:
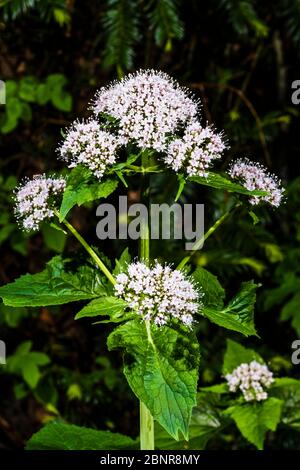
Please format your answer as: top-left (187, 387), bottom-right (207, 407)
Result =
top-left (0, 0), bottom-right (300, 449)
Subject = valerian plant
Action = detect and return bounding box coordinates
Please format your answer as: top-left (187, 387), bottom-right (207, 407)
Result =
top-left (0, 70), bottom-right (286, 450)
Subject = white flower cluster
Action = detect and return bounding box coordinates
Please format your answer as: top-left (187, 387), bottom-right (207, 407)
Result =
top-left (58, 119), bottom-right (119, 179)
top-left (165, 121), bottom-right (226, 177)
top-left (229, 158), bottom-right (284, 207)
top-left (93, 70), bottom-right (198, 152)
top-left (14, 174), bottom-right (66, 231)
top-left (114, 261), bottom-right (202, 327)
top-left (225, 361), bottom-right (274, 402)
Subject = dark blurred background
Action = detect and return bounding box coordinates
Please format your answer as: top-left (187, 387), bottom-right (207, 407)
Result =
top-left (0, 0), bottom-right (300, 449)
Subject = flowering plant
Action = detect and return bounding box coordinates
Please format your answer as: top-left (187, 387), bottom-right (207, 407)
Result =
top-left (0, 70), bottom-right (286, 450)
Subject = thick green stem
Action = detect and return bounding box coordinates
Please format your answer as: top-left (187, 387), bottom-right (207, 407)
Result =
top-left (177, 202), bottom-right (241, 271)
top-left (140, 401), bottom-right (155, 451)
top-left (139, 153), bottom-right (155, 451)
top-left (55, 211), bottom-right (116, 286)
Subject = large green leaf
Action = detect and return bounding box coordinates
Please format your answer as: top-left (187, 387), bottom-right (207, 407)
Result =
top-left (108, 320), bottom-right (200, 440)
top-left (190, 172), bottom-right (268, 196)
top-left (26, 421), bottom-right (138, 450)
top-left (75, 296), bottom-right (132, 323)
top-left (155, 392), bottom-right (225, 450)
top-left (201, 281), bottom-right (258, 337)
top-left (192, 266), bottom-right (225, 308)
top-left (222, 339), bottom-right (264, 375)
top-left (224, 398), bottom-right (283, 449)
top-left (0, 256), bottom-right (107, 307)
top-left (59, 166), bottom-right (118, 220)
top-left (270, 378), bottom-right (300, 430)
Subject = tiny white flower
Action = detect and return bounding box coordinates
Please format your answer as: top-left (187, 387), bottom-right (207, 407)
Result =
top-left (225, 361), bottom-right (274, 402)
top-left (228, 158), bottom-right (284, 207)
top-left (165, 121), bottom-right (226, 177)
top-left (14, 174), bottom-right (66, 231)
top-left (114, 261), bottom-right (202, 328)
top-left (92, 70), bottom-right (199, 152)
top-left (58, 118), bottom-right (119, 180)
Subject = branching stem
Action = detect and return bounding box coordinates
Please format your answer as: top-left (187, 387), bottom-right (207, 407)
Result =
top-left (54, 210), bottom-right (116, 286)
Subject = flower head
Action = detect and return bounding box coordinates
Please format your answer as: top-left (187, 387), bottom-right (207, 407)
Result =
top-left (225, 361), bottom-right (274, 402)
top-left (165, 121), bottom-right (226, 176)
top-left (229, 158), bottom-right (284, 207)
top-left (92, 70), bottom-right (198, 152)
top-left (58, 119), bottom-right (119, 179)
top-left (114, 261), bottom-right (202, 327)
top-left (14, 174), bottom-right (66, 231)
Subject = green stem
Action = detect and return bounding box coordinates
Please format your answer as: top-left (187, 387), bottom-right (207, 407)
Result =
top-left (140, 401), bottom-right (155, 451)
top-left (177, 202), bottom-right (241, 271)
top-left (55, 211), bottom-right (116, 286)
top-left (139, 153), bottom-right (155, 451)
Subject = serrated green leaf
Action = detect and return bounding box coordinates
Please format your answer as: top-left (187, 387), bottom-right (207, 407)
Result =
top-left (60, 166), bottom-right (118, 220)
top-left (190, 172), bottom-right (268, 196)
top-left (222, 339), bottom-right (264, 375)
top-left (202, 281), bottom-right (258, 337)
top-left (155, 391), bottom-right (225, 450)
top-left (75, 296), bottom-right (130, 323)
top-left (0, 256), bottom-right (108, 307)
top-left (108, 320), bottom-right (200, 440)
top-left (192, 266), bottom-right (225, 308)
top-left (225, 398), bottom-right (283, 449)
top-left (26, 421), bottom-right (138, 450)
